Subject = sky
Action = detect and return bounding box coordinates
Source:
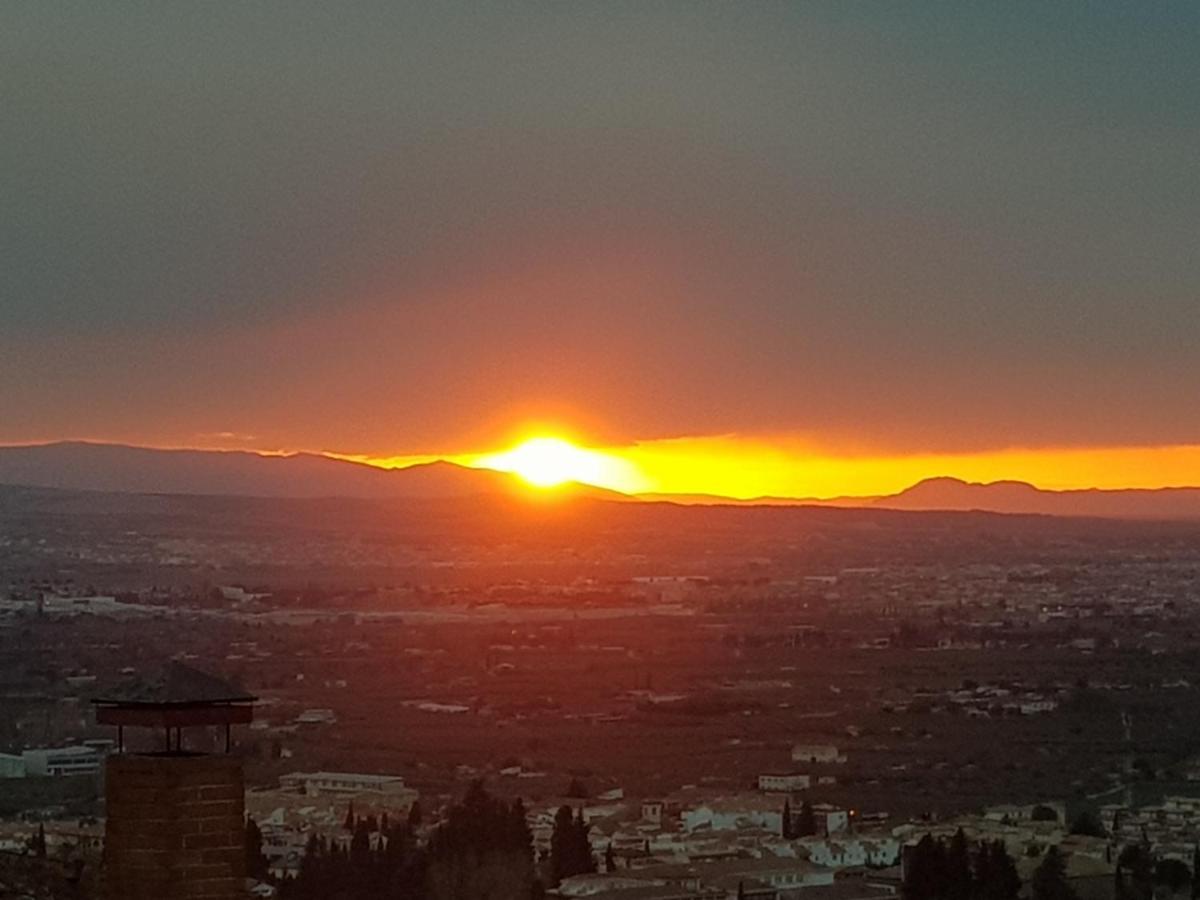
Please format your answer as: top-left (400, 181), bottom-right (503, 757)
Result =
top-left (2, 3), bottom-right (1198, 497)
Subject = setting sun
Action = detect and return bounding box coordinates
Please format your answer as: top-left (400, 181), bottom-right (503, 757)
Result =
top-left (472, 436), bottom-right (646, 492)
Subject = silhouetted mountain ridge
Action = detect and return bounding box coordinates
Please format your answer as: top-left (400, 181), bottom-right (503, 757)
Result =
top-left (0, 442), bottom-right (1197, 518)
top-left (0, 441), bottom-right (623, 501)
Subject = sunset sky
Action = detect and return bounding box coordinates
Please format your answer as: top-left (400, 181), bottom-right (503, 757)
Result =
top-left (2, 4), bottom-right (1198, 498)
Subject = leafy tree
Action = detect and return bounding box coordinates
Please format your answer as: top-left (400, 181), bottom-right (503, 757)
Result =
top-left (426, 781), bottom-right (535, 900)
top-left (1118, 844), bottom-right (1154, 900)
top-left (1032, 847), bottom-right (1077, 900)
top-left (408, 800), bottom-right (423, 829)
top-left (1155, 859), bottom-right (1191, 893)
top-left (1031, 805), bottom-right (1059, 823)
top-left (549, 806), bottom-right (594, 885)
top-left (565, 777), bottom-right (589, 799)
top-left (1069, 811), bottom-right (1106, 838)
top-left (1192, 846), bottom-right (1200, 900)
top-left (282, 818), bottom-right (425, 900)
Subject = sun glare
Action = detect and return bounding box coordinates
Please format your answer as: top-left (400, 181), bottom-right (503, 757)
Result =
top-left (473, 436), bottom-right (644, 492)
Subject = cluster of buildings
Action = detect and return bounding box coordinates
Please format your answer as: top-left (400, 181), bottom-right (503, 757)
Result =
top-left (877, 681), bottom-right (1063, 718)
top-left (1102, 794), bottom-right (1200, 866)
top-left (246, 770), bottom-right (420, 880)
top-left (514, 744), bottom-right (907, 900)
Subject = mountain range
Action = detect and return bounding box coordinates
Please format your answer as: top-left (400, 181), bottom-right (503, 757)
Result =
top-left (0, 441), bottom-right (1197, 520)
top-left (650, 477), bottom-right (1200, 519)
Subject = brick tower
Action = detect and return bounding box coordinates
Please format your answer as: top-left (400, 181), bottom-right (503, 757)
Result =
top-left (92, 663), bottom-right (256, 900)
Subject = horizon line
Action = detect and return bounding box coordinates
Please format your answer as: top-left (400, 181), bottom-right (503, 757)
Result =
top-left (2, 438), bottom-right (1200, 502)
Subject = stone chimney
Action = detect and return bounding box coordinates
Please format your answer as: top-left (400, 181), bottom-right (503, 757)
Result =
top-left (92, 662), bottom-right (256, 900)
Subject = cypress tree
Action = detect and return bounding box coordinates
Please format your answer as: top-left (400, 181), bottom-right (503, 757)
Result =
top-left (245, 817), bottom-right (268, 880)
top-left (550, 805), bottom-right (576, 885)
top-left (574, 808), bottom-right (596, 875)
top-left (351, 819), bottom-right (371, 866)
top-left (974, 839), bottom-right (994, 896)
top-left (991, 840), bottom-right (1021, 900)
top-left (946, 828), bottom-right (971, 900)
top-left (782, 799), bottom-right (793, 839)
top-left (796, 800), bottom-right (817, 838)
top-left (903, 834), bottom-right (939, 900)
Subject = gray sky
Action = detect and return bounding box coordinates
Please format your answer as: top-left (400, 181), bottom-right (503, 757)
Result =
top-left (2, 2), bottom-right (1197, 456)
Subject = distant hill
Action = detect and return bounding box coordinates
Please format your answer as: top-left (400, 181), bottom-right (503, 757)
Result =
top-left (0, 441), bottom-right (623, 501)
top-left (870, 476), bottom-right (1200, 519)
top-left (644, 477), bottom-right (1200, 519)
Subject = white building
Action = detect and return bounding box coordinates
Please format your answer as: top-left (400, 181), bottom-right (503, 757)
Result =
top-left (279, 771), bottom-right (414, 800)
top-left (758, 773), bottom-right (811, 793)
top-left (681, 796), bottom-right (783, 833)
top-left (982, 801), bottom-right (1065, 824)
top-left (641, 800), bottom-right (664, 824)
top-left (798, 835), bottom-right (899, 868)
top-left (791, 744), bottom-right (844, 765)
top-left (21, 745), bottom-right (103, 777)
top-left (294, 708), bottom-right (337, 725)
top-left (0, 753), bottom-right (27, 778)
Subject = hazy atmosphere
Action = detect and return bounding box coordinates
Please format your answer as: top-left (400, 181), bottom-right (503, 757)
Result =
top-left (3, 4), bottom-right (1198, 496)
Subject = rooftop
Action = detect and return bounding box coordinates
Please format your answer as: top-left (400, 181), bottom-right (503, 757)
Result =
top-left (91, 661), bottom-right (256, 708)
top-left (283, 772), bottom-right (406, 785)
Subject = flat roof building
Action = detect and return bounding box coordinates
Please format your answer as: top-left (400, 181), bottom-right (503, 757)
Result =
top-left (280, 771), bottom-right (412, 798)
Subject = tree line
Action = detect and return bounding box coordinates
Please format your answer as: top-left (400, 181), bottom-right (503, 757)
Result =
top-left (903, 830), bottom-right (1022, 900)
top-left (262, 781), bottom-right (601, 900)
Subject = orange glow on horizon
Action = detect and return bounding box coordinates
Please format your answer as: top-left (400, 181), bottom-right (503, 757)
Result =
top-left (471, 436), bottom-right (649, 492)
top-left (354, 436), bottom-right (1200, 500)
